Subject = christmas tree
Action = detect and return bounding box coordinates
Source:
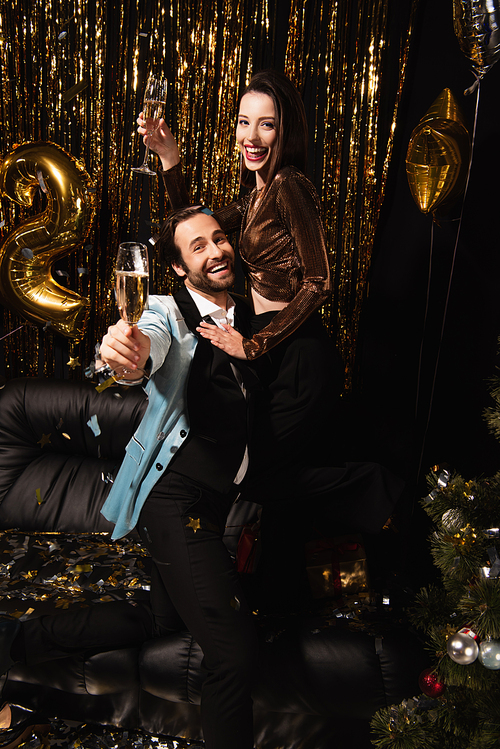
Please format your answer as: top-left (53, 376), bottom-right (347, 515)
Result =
top-left (370, 374), bottom-right (500, 748)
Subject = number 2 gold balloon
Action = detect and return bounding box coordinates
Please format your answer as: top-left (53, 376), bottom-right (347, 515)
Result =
top-left (0, 141), bottom-right (96, 339)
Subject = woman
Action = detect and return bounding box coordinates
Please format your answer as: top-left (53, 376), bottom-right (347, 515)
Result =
top-left (140, 70), bottom-right (343, 474)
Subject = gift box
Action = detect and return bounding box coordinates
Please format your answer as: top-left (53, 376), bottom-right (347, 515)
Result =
top-left (305, 534), bottom-right (368, 599)
top-left (236, 521), bottom-right (261, 574)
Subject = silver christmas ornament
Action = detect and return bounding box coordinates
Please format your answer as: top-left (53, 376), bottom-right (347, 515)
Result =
top-left (479, 638), bottom-right (500, 670)
top-left (447, 630), bottom-right (479, 665)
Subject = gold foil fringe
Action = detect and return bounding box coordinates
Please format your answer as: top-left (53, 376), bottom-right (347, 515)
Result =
top-left (0, 0), bottom-right (416, 388)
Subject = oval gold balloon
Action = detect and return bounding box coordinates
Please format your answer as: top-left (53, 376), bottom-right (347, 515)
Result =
top-left (406, 89), bottom-right (470, 216)
top-left (453, 0), bottom-right (500, 80)
top-left (0, 141), bottom-right (95, 339)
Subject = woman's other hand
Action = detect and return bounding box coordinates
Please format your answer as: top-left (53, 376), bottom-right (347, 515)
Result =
top-left (196, 322), bottom-right (248, 360)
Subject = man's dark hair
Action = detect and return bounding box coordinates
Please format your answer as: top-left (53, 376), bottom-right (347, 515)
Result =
top-left (159, 205), bottom-right (209, 271)
top-left (239, 69), bottom-right (308, 192)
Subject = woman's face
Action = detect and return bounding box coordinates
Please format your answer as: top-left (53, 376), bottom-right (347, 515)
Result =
top-left (236, 92), bottom-right (277, 188)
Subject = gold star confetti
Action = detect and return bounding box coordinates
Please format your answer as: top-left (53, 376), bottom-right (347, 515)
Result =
top-left (66, 356), bottom-right (80, 369)
top-left (186, 517), bottom-right (201, 533)
top-left (37, 433), bottom-right (51, 448)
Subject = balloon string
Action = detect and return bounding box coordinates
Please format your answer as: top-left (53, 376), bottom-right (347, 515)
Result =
top-left (464, 70), bottom-right (480, 97)
top-left (0, 324), bottom-right (25, 342)
top-left (414, 220), bottom-right (435, 423)
top-left (416, 82), bottom-right (481, 482)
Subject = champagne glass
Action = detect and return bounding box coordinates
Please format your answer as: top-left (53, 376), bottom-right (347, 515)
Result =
top-left (95, 242), bottom-right (149, 391)
top-left (132, 75), bottom-right (168, 175)
top-left (115, 242), bottom-right (149, 325)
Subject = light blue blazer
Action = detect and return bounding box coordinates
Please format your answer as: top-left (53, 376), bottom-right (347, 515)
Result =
top-left (101, 295), bottom-right (198, 539)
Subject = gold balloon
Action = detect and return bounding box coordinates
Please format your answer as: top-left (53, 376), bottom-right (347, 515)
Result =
top-left (0, 141), bottom-right (95, 339)
top-left (453, 0), bottom-right (500, 81)
top-left (406, 89), bottom-right (471, 216)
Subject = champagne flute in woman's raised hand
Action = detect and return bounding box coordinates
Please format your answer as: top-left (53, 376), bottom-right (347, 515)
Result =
top-left (132, 75), bottom-right (168, 175)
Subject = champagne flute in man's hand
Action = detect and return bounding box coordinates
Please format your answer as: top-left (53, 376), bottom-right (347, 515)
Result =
top-left (132, 75), bottom-right (168, 175)
top-left (115, 242), bottom-right (149, 325)
top-left (95, 242), bottom-right (150, 393)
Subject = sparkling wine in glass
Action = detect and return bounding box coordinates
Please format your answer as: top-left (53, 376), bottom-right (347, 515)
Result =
top-left (95, 242), bottom-right (150, 391)
top-left (132, 75), bottom-right (168, 176)
top-left (115, 242), bottom-right (149, 325)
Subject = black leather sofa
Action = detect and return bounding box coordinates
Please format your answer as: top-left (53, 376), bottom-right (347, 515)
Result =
top-left (0, 377), bottom-right (428, 748)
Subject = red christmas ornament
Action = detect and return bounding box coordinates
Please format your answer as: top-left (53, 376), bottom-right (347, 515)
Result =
top-left (418, 668), bottom-right (446, 697)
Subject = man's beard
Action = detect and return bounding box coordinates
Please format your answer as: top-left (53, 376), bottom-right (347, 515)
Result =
top-left (185, 260), bottom-right (235, 294)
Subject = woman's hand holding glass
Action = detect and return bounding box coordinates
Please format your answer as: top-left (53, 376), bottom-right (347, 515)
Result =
top-left (136, 113), bottom-right (180, 171)
top-left (132, 75), bottom-right (169, 175)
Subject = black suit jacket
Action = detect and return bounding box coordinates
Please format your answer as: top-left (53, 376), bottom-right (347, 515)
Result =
top-left (167, 286), bottom-right (255, 493)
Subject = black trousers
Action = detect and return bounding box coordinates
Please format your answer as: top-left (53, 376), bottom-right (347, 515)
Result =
top-left (138, 471), bottom-right (258, 749)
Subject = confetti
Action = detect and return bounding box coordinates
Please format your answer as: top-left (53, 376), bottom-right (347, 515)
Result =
top-left (37, 433), bottom-right (51, 448)
top-left (62, 79), bottom-right (89, 102)
top-left (86, 414), bottom-right (101, 436)
top-left (36, 169), bottom-right (48, 193)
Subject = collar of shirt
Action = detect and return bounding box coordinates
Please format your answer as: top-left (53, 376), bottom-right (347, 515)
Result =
top-left (186, 287), bottom-right (236, 328)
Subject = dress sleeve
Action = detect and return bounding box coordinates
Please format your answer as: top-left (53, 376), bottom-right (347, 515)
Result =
top-left (242, 174), bottom-right (331, 360)
top-left (161, 163), bottom-right (247, 234)
top-left (161, 163), bottom-right (190, 209)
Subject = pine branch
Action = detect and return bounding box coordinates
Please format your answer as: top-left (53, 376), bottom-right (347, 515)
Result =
top-left (408, 585), bottom-right (455, 632)
top-left (458, 579), bottom-right (500, 639)
top-left (468, 689), bottom-right (500, 749)
top-left (370, 701), bottom-right (442, 749)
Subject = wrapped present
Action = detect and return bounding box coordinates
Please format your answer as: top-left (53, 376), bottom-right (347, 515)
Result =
top-left (305, 534), bottom-right (368, 599)
top-left (237, 521), bottom-right (261, 573)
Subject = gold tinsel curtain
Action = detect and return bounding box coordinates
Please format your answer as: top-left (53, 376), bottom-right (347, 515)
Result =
top-left (0, 0), bottom-right (417, 383)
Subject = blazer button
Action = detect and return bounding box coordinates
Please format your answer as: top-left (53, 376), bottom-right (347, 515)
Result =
top-left (180, 429), bottom-right (187, 438)
top-left (157, 432), bottom-right (166, 440)
top-left (156, 463), bottom-right (163, 471)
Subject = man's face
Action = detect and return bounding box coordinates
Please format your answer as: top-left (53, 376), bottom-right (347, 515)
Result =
top-left (172, 213), bottom-right (236, 299)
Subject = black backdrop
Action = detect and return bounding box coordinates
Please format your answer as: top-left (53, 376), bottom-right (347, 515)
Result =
top-left (354, 0), bottom-right (500, 500)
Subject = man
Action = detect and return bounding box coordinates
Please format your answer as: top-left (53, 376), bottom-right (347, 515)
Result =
top-left (0, 207), bottom-right (258, 749)
top-left (102, 206), bottom-right (258, 749)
